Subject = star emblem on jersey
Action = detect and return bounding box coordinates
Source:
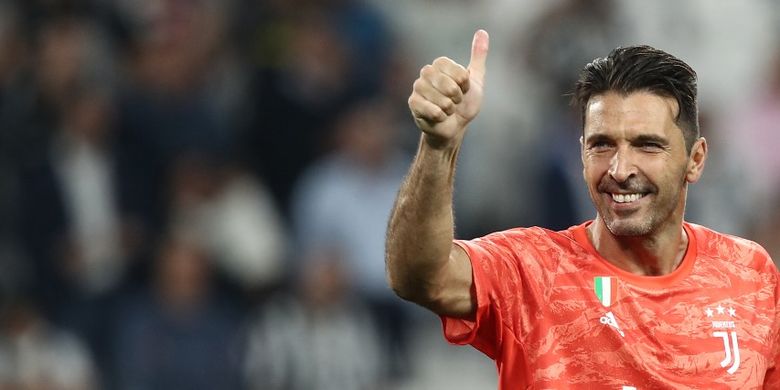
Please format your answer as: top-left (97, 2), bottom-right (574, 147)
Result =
top-left (705, 305), bottom-right (736, 318)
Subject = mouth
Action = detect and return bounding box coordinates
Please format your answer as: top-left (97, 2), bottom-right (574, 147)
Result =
top-left (609, 193), bottom-right (647, 204)
top-left (603, 192), bottom-right (651, 213)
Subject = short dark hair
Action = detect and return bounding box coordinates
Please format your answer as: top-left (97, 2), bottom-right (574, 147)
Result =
top-left (573, 45), bottom-right (699, 153)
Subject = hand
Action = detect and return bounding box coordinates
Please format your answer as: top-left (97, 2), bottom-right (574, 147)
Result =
top-left (408, 30), bottom-right (489, 150)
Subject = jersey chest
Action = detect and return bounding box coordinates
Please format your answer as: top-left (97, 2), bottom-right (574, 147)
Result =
top-left (519, 271), bottom-right (774, 387)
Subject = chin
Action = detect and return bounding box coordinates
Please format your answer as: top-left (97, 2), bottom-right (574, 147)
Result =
top-left (605, 218), bottom-right (654, 237)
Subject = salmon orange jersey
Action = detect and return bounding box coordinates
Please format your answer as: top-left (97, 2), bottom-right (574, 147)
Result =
top-left (442, 221), bottom-right (780, 389)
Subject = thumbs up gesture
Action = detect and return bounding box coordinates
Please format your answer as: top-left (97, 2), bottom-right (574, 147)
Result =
top-left (408, 30), bottom-right (489, 150)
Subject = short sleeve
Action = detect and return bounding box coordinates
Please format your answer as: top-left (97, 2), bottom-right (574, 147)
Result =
top-left (440, 228), bottom-right (549, 359)
top-left (759, 247), bottom-right (779, 388)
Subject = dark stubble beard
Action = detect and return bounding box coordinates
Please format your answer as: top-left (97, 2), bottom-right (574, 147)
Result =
top-left (599, 166), bottom-right (688, 237)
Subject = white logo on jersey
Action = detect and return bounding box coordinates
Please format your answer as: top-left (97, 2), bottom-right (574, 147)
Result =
top-left (600, 311), bottom-right (624, 337)
top-left (706, 305), bottom-right (740, 374)
top-left (713, 331), bottom-right (740, 374)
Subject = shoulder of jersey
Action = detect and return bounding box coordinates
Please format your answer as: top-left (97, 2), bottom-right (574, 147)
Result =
top-left (688, 222), bottom-right (775, 271)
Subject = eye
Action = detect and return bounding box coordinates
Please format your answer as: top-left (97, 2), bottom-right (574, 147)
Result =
top-left (589, 141), bottom-right (613, 152)
top-left (639, 142), bottom-right (664, 152)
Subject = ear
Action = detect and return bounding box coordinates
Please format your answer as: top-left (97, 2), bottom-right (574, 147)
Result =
top-left (685, 137), bottom-right (707, 183)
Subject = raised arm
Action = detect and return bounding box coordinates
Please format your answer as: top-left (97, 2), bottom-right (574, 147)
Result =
top-left (386, 30), bottom-right (489, 318)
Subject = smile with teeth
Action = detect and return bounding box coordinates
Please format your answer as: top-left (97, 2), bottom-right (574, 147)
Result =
top-left (611, 193), bottom-right (646, 203)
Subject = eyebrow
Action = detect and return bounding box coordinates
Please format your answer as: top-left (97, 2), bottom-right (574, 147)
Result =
top-left (583, 133), bottom-right (612, 145)
top-left (631, 134), bottom-right (669, 145)
top-left (584, 133), bottom-right (669, 145)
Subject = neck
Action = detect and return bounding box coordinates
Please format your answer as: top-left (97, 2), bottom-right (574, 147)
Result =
top-left (587, 217), bottom-right (689, 276)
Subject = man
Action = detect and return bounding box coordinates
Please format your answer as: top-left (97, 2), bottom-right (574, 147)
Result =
top-left (386, 30), bottom-right (780, 388)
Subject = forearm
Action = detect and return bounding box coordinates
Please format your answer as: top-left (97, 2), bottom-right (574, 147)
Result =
top-left (387, 30), bottom-right (487, 314)
top-left (386, 135), bottom-right (460, 302)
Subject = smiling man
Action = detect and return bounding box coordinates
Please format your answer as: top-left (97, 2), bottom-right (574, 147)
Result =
top-left (386, 30), bottom-right (780, 389)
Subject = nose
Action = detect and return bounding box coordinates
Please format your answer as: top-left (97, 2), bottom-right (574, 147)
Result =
top-left (608, 147), bottom-right (637, 183)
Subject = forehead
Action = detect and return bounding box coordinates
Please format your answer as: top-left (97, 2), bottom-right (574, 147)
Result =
top-left (584, 91), bottom-right (681, 139)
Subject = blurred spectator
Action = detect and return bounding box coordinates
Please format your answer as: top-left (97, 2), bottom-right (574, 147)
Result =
top-left (4, 13), bottom-right (113, 170)
top-left (515, 0), bottom-right (626, 229)
top-left (0, 0), bottom-right (33, 301)
top-left (53, 88), bottom-right (124, 295)
top-left (379, 46), bottom-right (427, 154)
top-left (167, 153), bottom-right (288, 295)
top-left (732, 50), bottom-right (780, 226)
top-left (240, 1), bottom-right (392, 216)
top-left (290, 99), bottom-right (412, 381)
top-left (719, 48), bottom-right (780, 256)
top-left (244, 254), bottom-right (383, 390)
top-left (0, 0), bottom-right (30, 169)
top-left (241, 11), bottom-right (354, 216)
top-left (241, 0), bottom-right (390, 93)
top-left (114, 0), bottom-right (248, 253)
top-left (110, 227), bottom-right (243, 390)
top-left (684, 111), bottom-right (751, 236)
top-left (16, 17), bottom-right (121, 319)
top-left (325, 0), bottom-right (392, 95)
top-left (0, 295), bottom-right (98, 390)
top-left (522, 0), bottom-right (624, 101)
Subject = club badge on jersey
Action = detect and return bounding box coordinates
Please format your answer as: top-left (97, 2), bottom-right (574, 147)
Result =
top-left (706, 304), bottom-right (741, 374)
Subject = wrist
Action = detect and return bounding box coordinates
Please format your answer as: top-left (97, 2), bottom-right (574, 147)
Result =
top-left (418, 134), bottom-right (461, 169)
top-left (421, 133), bottom-right (463, 153)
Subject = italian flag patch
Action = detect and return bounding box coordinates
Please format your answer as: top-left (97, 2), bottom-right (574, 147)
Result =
top-left (594, 276), bottom-right (618, 307)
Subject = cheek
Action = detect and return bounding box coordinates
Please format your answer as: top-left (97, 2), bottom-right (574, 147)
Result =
top-left (582, 158), bottom-right (608, 186)
top-left (671, 161), bottom-right (691, 187)
top-left (641, 156), bottom-right (687, 192)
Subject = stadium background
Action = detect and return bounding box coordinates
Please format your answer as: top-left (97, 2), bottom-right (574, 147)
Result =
top-left (0, 0), bottom-right (778, 388)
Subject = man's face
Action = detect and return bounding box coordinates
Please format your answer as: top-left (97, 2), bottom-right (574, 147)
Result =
top-left (581, 91), bottom-right (699, 236)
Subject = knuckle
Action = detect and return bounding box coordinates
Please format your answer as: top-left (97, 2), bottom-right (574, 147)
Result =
top-left (420, 106), bottom-right (436, 121)
top-left (450, 90), bottom-right (463, 103)
top-left (432, 76), bottom-right (457, 97)
top-left (456, 69), bottom-right (470, 84)
top-left (441, 99), bottom-right (455, 113)
top-left (409, 96), bottom-right (426, 112)
top-left (433, 56), bottom-right (451, 66)
top-left (433, 108), bottom-right (447, 121)
top-left (444, 84), bottom-right (460, 97)
top-left (420, 64), bottom-right (434, 77)
top-left (419, 103), bottom-right (438, 119)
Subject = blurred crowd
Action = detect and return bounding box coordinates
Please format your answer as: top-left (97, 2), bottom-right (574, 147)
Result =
top-left (0, 0), bottom-right (778, 389)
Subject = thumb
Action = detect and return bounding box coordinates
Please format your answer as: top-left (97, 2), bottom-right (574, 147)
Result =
top-left (468, 29), bottom-right (489, 84)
